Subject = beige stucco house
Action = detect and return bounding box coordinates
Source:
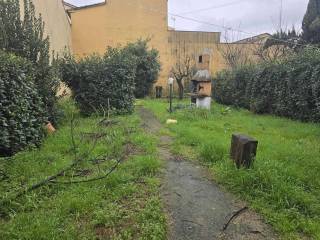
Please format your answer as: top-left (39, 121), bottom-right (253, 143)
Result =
top-left (19, 0), bottom-right (72, 56)
top-left (23, 0), bottom-right (261, 94)
top-left (67, 0), bottom-right (258, 92)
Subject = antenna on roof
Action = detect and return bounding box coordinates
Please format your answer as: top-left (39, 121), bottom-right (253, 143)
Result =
top-left (171, 16), bottom-right (176, 29)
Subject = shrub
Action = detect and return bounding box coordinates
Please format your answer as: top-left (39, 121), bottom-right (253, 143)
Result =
top-left (60, 47), bottom-right (136, 115)
top-left (0, 52), bottom-right (45, 156)
top-left (0, 0), bottom-right (60, 124)
top-left (213, 46), bottom-right (320, 122)
top-left (124, 39), bottom-right (161, 98)
top-left (214, 65), bottom-right (253, 108)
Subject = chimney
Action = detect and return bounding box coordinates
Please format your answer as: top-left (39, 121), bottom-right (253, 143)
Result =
top-left (198, 54), bottom-right (210, 70)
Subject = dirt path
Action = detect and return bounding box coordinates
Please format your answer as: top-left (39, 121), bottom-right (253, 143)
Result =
top-left (138, 107), bottom-right (277, 240)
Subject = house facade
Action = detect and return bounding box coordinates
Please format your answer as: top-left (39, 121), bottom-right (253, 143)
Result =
top-left (19, 0), bottom-right (72, 56)
top-left (67, 0), bottom-right (258, 92)
top-left (23, 0), bottom-right (258, 94)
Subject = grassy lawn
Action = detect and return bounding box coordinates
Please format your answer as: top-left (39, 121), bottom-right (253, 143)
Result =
top-left (0, 100), bottom-right (166, 240)
top-left (142, 99), bottom-right (320, 240)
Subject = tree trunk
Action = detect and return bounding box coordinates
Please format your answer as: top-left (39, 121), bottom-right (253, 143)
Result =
top-left (177, 80), bottom-right (184, 100)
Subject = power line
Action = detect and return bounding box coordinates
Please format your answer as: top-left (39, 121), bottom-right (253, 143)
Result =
top-left (279, 0), bottom-right (283, 32)
top-left (168, 12), bottom-right (308, 47)
top-left (168, 12), bottom-right (253, 36)
top-left (177, 0), bottom-right (245, 15)
top-left (117, 0), bottom-right (310, 47)
top-left (124, 0), bottom-right (254, 36)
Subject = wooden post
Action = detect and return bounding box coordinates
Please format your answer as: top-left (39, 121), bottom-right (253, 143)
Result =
top-left (169, 83), bottom-right (173, 113)
top-left (230, 134), bottom-right (258, 169)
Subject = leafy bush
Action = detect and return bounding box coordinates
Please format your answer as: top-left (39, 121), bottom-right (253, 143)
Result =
top-left (213, 46), bottom-right (320, 122)
top-left (214, 65), bottom-right (253, 108)
top-left (0, 52), bottom-right (45, 156)
top-left (60, 47), bottom-right (136, 115)
top-left (124, 39), bottom-right (161, 98)
top-left (0, 0), bottom-right (60, 124)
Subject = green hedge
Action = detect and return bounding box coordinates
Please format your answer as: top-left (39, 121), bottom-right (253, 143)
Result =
top-left (60, 47), bottom-right (136, 116)
top-left (124, 39), bottom-right (161, 98)
top-left (0, 52), bottom-right (45, 156)
top-left (213, 47), bottom-right (320, 122)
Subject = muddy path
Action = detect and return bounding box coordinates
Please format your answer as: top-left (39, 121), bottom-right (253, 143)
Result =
top-left (138, 107), bottom-right (277, 240)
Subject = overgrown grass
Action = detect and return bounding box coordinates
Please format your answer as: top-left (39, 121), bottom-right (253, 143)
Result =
top-left (0, 99), bottom-right (166, 240)
top-left (142, 99), bottom-right (320, 240)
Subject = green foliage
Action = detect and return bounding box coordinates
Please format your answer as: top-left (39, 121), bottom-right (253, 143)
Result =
top-left (213, 46), bottom-right (320, 122)
top-left (214, 65), bottom-right (254, 108)
top-left (59, 47), bottom-right (136, 116)
top-left (0, 99), bottom-right (166, 239)
top-left (264, 27), bottom-right (300, 50)
top-left (302, 0), bottom-right (320, 44)
top-left (124, 39), bottom-right (161, 98)
top-left (0, 51), bottom-right (45, 156)
top-left (0, 0), bottom-right (60, 123)
top-left (142, 99), bottom-right (320, 239)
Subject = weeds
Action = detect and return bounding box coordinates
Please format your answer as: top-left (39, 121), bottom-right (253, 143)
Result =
top-left (0, 99), bottom-right (166, 239)
top-left (143, 99), bottom-right (320, 239)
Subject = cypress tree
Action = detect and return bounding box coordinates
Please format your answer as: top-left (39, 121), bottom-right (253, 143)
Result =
top-left (0, 0), bottom-right (60, 124)
top-left (302, 0), bottom-right (320, 44)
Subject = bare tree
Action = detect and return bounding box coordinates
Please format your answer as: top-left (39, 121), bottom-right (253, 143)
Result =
top-left (216, 29), bottom-right (251, 69)
top-left (253, 28), bottom-right (300, 62)
top-left (217, 43), bottom-right (251, 69)
top-left (253, 5), bottom-right (301, 63)
top-left (171, 55), bottom-right (196, 100)
top-left (253, 42), bottom-right (288, 62)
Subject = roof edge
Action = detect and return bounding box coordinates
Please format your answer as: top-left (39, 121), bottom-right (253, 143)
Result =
top-left (233, 33), bottom-right (272, 43)
top-left (169, 29), bottom-right (221, 34)
top-left (69, 1), bottom-right (106, 12)
top-left (62, 1), bottom-right (77, 9)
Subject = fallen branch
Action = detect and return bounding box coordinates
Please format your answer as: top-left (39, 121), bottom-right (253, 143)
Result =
top-left (49, 158), bottom-right (122, 184)
top-left (63, 169), bottom-right (93, 178)
top-left (14, 161), bottom-right (78, 199)
top-left (98, 119), bottom-right (119, 127)
top-left (80, 132), bottom-right (108, 141)
top-left (0, 112), bottom-right (130, 210)
top-left (3, 116), bottom-right (93, 201)
top-left (222, 206), bottom-right (248, 231)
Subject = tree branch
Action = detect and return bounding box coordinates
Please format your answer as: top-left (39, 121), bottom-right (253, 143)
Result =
top-left (49, 158), bottom-right (122, 184)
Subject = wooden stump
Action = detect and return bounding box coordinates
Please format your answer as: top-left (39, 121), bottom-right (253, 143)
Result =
top-left (230, 134), bottom-right (258, 169)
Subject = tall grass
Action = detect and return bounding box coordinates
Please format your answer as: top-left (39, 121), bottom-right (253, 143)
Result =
top-left (143, 99), bottom-right (320, 239)
top-left (0, 99), bottom-right (166, 239)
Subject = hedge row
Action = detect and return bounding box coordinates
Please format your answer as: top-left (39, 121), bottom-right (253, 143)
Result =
top-left (0, 52), bottom-right (45, 156)
top-left (60, 47), bottom-right (136, 116)
top-left (213, 47), bottom-right (320, 122)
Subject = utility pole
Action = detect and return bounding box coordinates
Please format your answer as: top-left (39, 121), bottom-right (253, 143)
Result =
top-left (171, 16), bottom-right (176, 29)
top-left (279, 0), bottom-right (283, 36)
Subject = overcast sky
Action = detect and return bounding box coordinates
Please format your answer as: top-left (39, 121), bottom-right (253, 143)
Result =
top-left (66, 0), bottom-right (309, 39)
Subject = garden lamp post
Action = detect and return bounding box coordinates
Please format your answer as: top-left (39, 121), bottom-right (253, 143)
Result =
top-left (168, 77), bottom-right (174, 113)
